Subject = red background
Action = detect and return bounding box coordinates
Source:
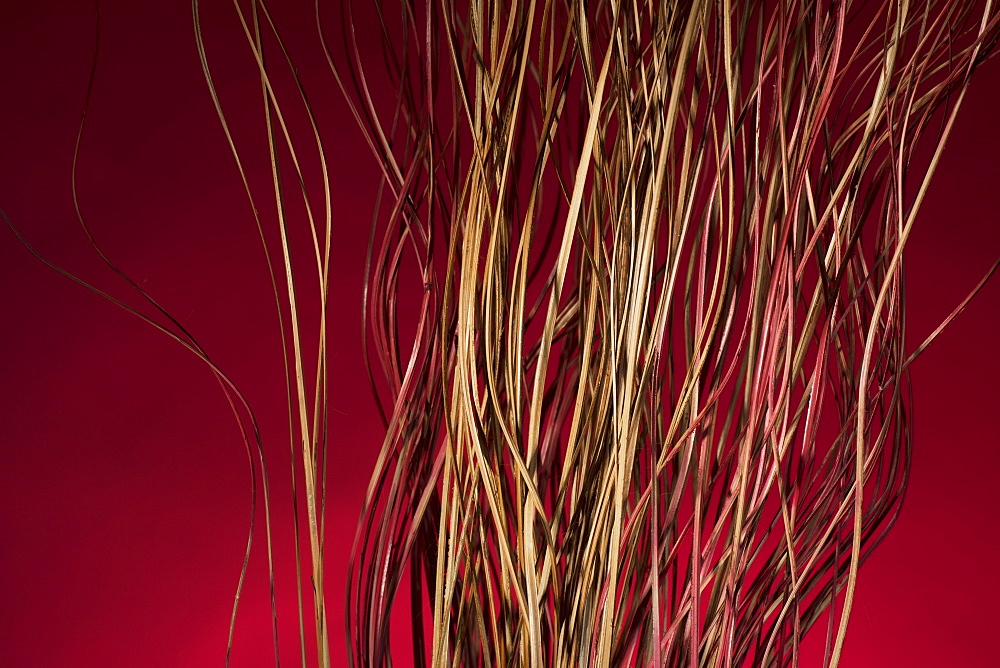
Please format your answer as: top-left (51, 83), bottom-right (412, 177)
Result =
top-left (1, 1), bottom-right (997, 665)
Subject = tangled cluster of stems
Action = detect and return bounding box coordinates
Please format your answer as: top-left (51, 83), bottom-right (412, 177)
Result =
top-left (341, 1), bottom-right (998, 666)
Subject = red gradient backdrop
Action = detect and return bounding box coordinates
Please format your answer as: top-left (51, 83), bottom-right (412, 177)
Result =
top-left (1, 1), bottom-right (997, 666)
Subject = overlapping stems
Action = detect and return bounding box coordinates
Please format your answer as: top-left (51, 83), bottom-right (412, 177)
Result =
top-left (337, 0), bottom-right (998, 666)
